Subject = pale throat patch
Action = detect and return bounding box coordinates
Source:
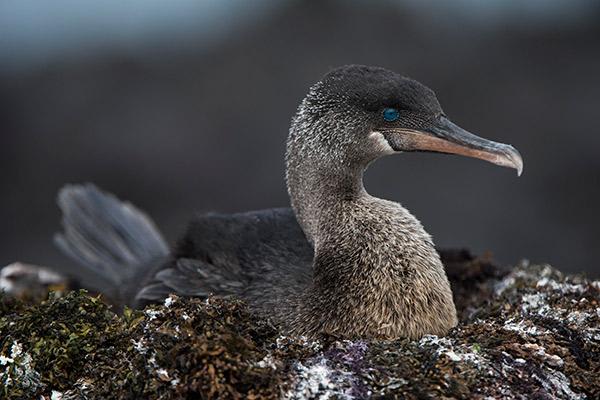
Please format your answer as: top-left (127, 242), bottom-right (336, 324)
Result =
top-left (369, 131), bottom-right (395, 154)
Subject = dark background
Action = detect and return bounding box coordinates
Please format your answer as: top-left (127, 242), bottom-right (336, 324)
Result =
top-left (1, 0), bottom-right (599, 277)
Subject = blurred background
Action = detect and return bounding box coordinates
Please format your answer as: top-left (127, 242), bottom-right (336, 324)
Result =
top-left (1, 0), bottom-right (599, 277)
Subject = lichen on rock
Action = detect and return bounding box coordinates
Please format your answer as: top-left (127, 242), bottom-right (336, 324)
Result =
top-left (1, 253), bottom-right (598, 399)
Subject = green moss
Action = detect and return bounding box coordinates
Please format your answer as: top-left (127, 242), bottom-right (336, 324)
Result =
top-left (1, 291), bottom-right (131, 398)
top-left (0, 291), bottom-right (322, 399)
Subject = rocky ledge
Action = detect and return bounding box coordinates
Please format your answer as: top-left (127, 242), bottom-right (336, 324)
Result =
top-left (1, 252), bottom-right (599, 399)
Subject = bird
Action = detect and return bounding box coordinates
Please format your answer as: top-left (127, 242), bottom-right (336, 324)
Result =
top-left (54, 65), bottom-right (522, 340)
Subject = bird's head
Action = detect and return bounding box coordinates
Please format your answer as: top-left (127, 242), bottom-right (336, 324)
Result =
top-left (287, 65), bottom-right (522, 176)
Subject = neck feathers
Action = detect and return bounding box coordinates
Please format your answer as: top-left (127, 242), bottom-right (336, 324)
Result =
top-left (286, 100), bottom-right (368, 242)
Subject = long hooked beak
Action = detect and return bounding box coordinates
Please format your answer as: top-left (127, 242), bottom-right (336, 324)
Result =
top-left (384, 116), bottom-right (523, 176)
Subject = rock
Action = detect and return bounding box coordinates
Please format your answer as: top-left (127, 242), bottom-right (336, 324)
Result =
top-left (1, 253), bottom-right (598, 399)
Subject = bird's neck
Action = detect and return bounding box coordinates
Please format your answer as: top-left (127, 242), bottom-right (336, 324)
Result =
top-left (287, 154), bottom-right (368, 244)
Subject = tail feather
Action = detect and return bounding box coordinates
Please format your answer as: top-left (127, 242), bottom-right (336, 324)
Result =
top-left (54, 184), bottom-right (170, 304)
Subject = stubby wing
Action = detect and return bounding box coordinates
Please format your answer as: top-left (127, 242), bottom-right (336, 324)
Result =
top-left (134, 208), bottom-right (314, 307)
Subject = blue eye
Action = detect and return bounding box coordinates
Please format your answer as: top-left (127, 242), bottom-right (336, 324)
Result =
top-left (383, 108), bottom-right (399, 122)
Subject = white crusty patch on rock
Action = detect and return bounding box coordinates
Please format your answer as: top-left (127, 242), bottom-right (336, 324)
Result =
top-left (536, 277), bottom-right (586, 294)
top-left (520, 293), bottom-right (550, 315)
top-left (503, 319), bottom-right (548, 337)
top-left (283, 340), bottom-right (369, 400)
top-left (493, 275), bottom-right (516, 296)
top-left (284, 357), bottom-right (353, 400)
top-left (164, 296), bottom-right (176, 307)
top-left (144, 309), bottom-right (162, 321)
top-left (418, 335), bottom-right (490, 368)
top-left (536, 369), bottom-right (585, 400)
top-left (256, 354), bottom-right (277, 370)
top-left (0, 341), bottom-right (43, 394)
top-left (131, 338), bottom-right (148, 354)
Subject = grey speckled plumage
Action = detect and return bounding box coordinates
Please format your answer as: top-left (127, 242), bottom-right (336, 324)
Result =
top-left (55, 65), bottom-right (523, 340)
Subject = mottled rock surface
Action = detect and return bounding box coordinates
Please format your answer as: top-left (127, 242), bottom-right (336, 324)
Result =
top-left (1, 252), bottom-right (599, 399)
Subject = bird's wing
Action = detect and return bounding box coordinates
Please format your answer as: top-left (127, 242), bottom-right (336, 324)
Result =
top-left (134, 208), bottom-right (314, 307)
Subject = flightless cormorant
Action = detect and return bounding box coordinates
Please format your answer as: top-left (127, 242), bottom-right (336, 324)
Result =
top-left (55, 65), bottom-right (522, 339)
